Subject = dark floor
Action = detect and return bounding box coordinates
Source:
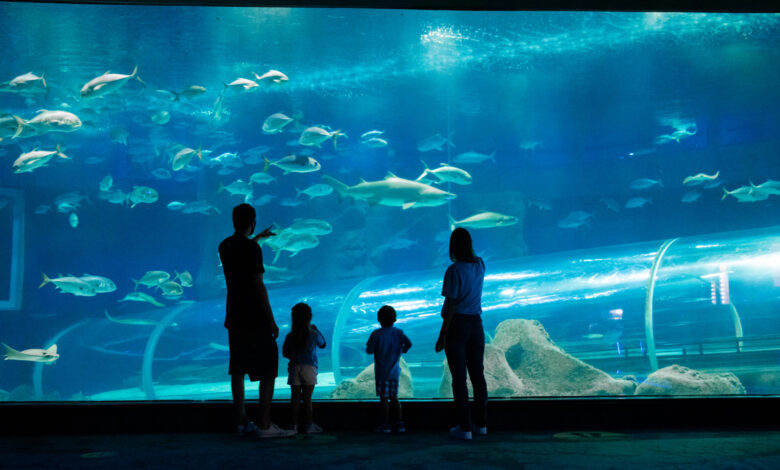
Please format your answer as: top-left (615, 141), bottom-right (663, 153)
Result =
top-left (2, 429), bottom-right (780, 469)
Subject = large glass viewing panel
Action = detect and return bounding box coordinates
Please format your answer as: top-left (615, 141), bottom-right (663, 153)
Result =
top-left (0, 4), bottom-right (778, 401)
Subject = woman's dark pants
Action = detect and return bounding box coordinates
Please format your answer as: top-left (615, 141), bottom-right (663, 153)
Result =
top-left (445, 314), bottom-right (488, 432)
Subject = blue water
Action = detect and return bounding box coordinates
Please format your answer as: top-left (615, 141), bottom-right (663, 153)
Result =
top-left (0, 4), bottom-right (779, 401)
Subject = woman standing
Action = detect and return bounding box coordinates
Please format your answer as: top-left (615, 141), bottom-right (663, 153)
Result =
top-left (435, 227), bottom-right (488, 440)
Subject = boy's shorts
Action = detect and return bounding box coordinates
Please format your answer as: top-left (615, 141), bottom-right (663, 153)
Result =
top-left (288, 364), bottom-right (318, 386)
top-left (376, 379), bottom-right (399, 398)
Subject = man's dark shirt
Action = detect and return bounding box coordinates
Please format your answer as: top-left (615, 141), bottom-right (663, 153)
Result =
top-left (218, 234), bottom-right (265, 331)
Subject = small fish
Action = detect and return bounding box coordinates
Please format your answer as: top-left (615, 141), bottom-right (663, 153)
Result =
top-left (527, 199), bottom-right (552, 211)
top-left (285, 218), bottom-right (333, 236)
top-left (223, 77), bottom-right (258, 93)
top-left (132, 271), bottom-right (170, 289)
top-left (625, 197), bottom-right (651, 208)
top-left (174, 270), bottom-right (193, 287)
top-left (361, 137), bottom-right (388, 148)
top-left (452, 151), bottom-right (495, 164)
top-left (179, 85), bottom-right (207, 99)
top-left (99, 174), bottom-right (113, 192)
top-left (262, 113), bottom-right (295, 134)
top-left (119, 291), bottom-right (165, 307)
top-left (360, 130), bottom-right (384, 140)
top-left (69, 212), bottom-right (78, 228)
top-left (110, 126), bottom-right (129, 145)
top-left (416, 161), bottom-right (472, 185)
top-left (296, 183), bottom-right (333, 199)
top-left (80, 66), bottom-right (144, 98)
top-left (683, 171), bottom-right (719, 186)
top-left (151, 168), bottom-right (172, 180)
top-left (39, 273), bottom-right (96, 296)
top-left (280, 197), bottom-right (304, 207)
top-left (558, 210), bottom-right (592, 229)
top-left (250, 171), bottom-right (275, 185)
top-left (418, 132), bottom-right (455, 152)
top-left (151, 110), bottom-right (171, 125)
top-left (253, 195), bottom-right (276, 206)
top-left (3, 343), bottom-right (59, 363)
top-left (218, 179), bottom-right (253, 198)
top-left (600, 198), bottom-right (620, 213)
top-left (129, 185), bottom-right (158, 208)
top-left (265, 155), bottom-right (321, 175)
top-left (681, 190), bottom-right (701, 203)
top-left (629, 178), bottom-right (663, 190)
top-left (157, 280), bottom-right (184, 297)
top-left (582, 333), bottom-right (604, 340)
top-left (167, 201), bottom-right (186, 211)
top-left (79, 274), bottom-right (116, 293)
top-left (299, 126), bottom-right (346, 149)
top-left (254, 69), bottom-right (289, 84)
top-left (172, 146), bottom-right (202, 172)
top-left (84, 156), bottom-right (106, 165)
top-left (34, 204), bottom-right (51, 215)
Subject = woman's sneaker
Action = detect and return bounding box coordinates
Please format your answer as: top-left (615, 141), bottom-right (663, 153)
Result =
top-left (303, 423), bottom-right (324, 434)
top-left (256, 423), bottom-right (296, 438)
top-left (237, 421), bottom-right (260, 436)
top-left (392, 421), bottom-right (406, 433)
top-left (374, 423), bottom-right (392, 434)
top-left (450, 425), bottom-right (472, 441)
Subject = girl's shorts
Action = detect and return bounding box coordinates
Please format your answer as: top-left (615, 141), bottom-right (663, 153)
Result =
top-left (288, 364), bottom-right (318, 386)
top-left (376, 379), bottom-right (399, 398)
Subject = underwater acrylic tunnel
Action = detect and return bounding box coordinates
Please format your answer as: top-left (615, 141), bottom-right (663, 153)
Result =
top-left (31, 226), bottom-right (780, 401)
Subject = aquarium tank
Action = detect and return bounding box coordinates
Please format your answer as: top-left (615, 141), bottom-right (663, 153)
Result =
top-left (0, 3), bottom-right (778, 402)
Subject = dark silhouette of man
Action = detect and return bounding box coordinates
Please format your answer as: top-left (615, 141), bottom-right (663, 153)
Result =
top-left (219, 203), bottom-right (293, 438)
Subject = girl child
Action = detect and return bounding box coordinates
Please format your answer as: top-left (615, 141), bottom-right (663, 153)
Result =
top-left (282, 302), bottom-right (327, 434)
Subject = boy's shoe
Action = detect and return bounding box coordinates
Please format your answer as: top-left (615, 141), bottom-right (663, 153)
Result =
top-left (256, 423), bottom-right (296, 438)
top-left (237, 421), bottom-right (260, 436)
top-left (392, 421), bottom-right (406, 433)
top-left (303, 423), bottom-right (324, 434)
top-left (374, 423), bottom-right (392, 434)
top-left (449, 425), bottom-right (472, 441)
top-left (473, 426), bottom-right (487, 436)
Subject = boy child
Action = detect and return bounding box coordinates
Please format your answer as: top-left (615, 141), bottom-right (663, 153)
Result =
top-left (366, 305), bottom-right (412, 433)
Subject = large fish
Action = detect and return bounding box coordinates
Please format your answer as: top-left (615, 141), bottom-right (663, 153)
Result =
top-left (286, 218), bottom-right (333, 236)
top-left (223, 77), bottom-right (258, 93)
top-left (39, 273), bottom-right (96, 296)
top-left (12, 145), bottom-right (69, 174)
top-left (254, 69), bottom-right (289, 84)
top-left (558, 210), bottom-right (592, 229)
top-left (132, 270), bottom-right (170, 289)
top-left (264, 154), bottom-right (321, 174)
top-left (6, 72), bottom-right (47, 91)
top-left (322, 172), bottom-right (456, 210)
top-left (80, 66), bottom-right (145, 98)
top-left (298, 126), bottom-right (346, 149)
top-left (25, 109), bottom-right (82, 134)
top-left (79, 274), bottom-right (117, 293)
top-left (3, 343), bottom-right (59, 363)
top-left (416, 161), bottom-right (472, 185)
top-left (449, 212), bottom-right (518, 231)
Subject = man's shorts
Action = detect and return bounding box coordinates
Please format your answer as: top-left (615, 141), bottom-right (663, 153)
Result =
top-left (376, 379), bottom-right (399, 398)
top-left (228, 329), bottom-right (278, 382)
top-left (287, 364), bottom-right (318, 386)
